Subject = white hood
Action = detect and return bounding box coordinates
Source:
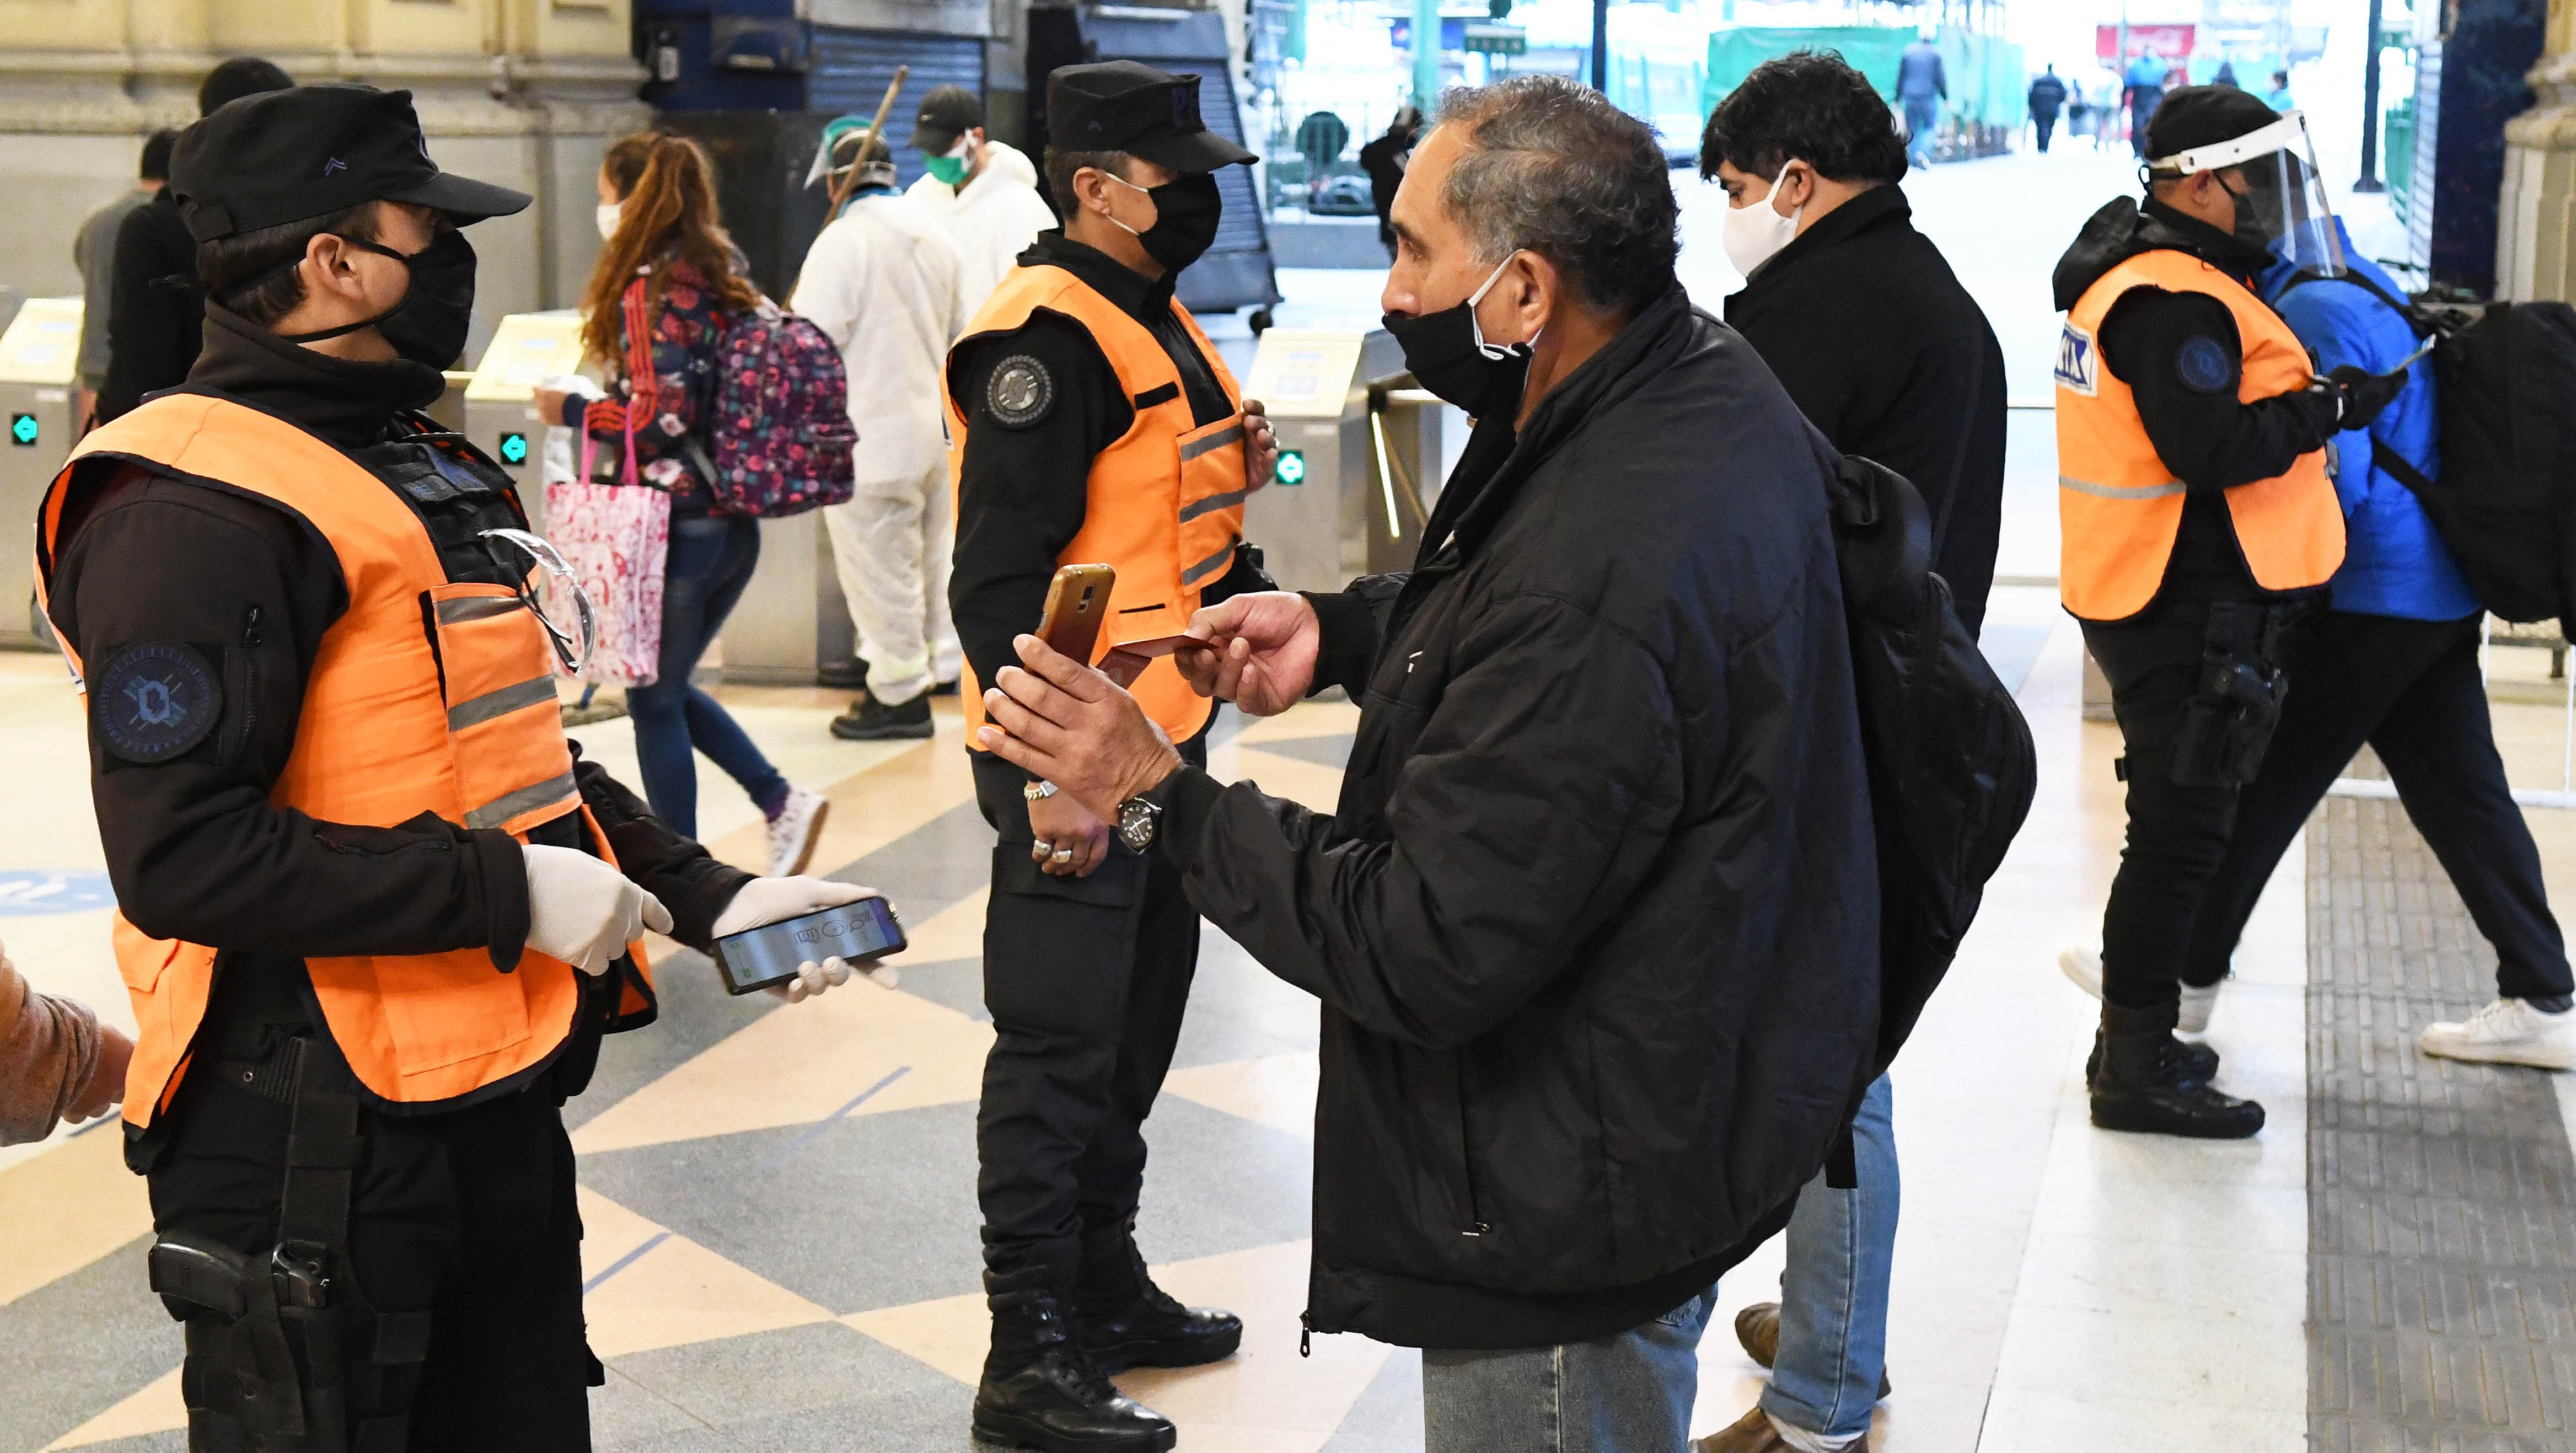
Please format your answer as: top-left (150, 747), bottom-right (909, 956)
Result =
top-left (907, 138), bottom-right (1063, 325)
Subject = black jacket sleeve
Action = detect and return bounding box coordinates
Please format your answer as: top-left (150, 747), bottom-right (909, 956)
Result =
top-left (572, 749), bottom-right (752, 952)
top-left (948, 314), bottom-right (1125, 708)
top-left (1157, 591), bottom-right (1683, 1048)
top-left (50, 469), bottom-right (531, 963)
top-left (2097, 286), bottom-right (2340, 493)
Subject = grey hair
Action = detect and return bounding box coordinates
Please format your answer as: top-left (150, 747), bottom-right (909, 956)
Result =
top-left (1434, 76), bottom-right (1679, 317)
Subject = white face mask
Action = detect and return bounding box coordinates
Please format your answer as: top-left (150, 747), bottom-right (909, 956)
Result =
top-left (595, 202), bottom-right (623, 243)
top-left (1721, 165), bottom-right (1807, 277)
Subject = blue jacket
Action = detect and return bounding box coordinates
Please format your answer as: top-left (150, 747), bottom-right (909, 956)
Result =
top-left (2258, 221), bottom-right (2478, 621)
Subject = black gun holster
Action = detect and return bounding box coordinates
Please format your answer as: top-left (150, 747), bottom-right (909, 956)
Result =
top-left (2170, 600), bottom-right (2299, 787)
top-left (146, 1038), bottom-right (431, 1452)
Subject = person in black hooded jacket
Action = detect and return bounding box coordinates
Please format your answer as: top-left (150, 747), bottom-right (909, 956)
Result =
top-left (971, 76), bottom-right (1879, 1451)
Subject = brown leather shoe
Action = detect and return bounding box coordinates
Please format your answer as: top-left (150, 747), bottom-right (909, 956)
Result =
top-left (1693, 1407), bottom-right (1788, 1453)
top-left (1735, 1302), bottom-right (1781, 1368)
top-left (1732, 1300), bottom-right (1892, 1399)
top-left (1692, 1405), bottom-right (1874, 1453)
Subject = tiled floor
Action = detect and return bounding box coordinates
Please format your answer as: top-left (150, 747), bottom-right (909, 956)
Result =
top-left (2, 585), bottom-right (2571, 1452)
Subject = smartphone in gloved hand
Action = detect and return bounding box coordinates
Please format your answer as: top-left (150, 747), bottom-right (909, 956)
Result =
top-left (712, 896), bottom-right (907, 996)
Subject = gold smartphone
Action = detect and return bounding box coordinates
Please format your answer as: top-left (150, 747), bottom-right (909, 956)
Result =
top-left (1036, 563), bottom-right (1116, 664)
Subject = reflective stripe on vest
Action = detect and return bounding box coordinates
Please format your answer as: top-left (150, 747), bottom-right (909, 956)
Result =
top-left (2054, 249), bottom-right (2343, 621)
top-left (37, 395), bottom-right (650, 1123)
top-left (947, 265), bottom-right (1251, 744)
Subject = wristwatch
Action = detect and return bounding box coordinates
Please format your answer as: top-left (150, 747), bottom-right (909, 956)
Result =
top-left (1023, 779), bottom-right (1059, 802)
top-left (1115, 794), bottom-right (1163, 854)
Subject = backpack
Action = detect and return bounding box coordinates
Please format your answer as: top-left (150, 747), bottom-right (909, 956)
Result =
top-left (701, 299), bottom-right (860, 518)
top-left (1827, 455), bottom-right (2039, 1075)
top-left (2279, 270), bottom-right (2576, 624)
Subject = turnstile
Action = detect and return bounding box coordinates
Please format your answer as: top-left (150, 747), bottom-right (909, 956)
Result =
top-left (1239, 327), bottom-right (1442, 594)
top-left (460, 309), bottom-right (588, 534)
top-left (720, 512), bottom-right (856, 685)
top-left (0, 298), bottom-right (83, 647)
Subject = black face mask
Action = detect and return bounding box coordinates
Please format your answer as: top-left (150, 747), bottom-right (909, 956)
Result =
top-left (274, 229), bottom-right (479, 369)
top-left (1380, 256), bottom-right (1533, 418)
top-left (1111, 171), bottom-right (1224, 274)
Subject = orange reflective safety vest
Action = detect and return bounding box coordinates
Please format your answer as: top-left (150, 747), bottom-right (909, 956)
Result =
top-left (947, 262), bottom-right (1251, 747)
top-left (2054, 249), bottom-right (2343, 621)
top-left (37, 395), bottom-right (653, 1127)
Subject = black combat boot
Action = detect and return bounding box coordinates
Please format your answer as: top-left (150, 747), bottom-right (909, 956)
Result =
top-left (2090, 1003), bottom-right (2265, 1139)
top-left (972, 1245), bottom-right (1177, 1453)
top-left (1075, 1218), bottom-right (1243, 1372)
top-left (2085, 1030), bottom-right (2219, 1087)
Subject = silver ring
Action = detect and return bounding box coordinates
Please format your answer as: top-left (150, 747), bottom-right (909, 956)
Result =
top-left (1051, 845), bottom-right (1075, 863)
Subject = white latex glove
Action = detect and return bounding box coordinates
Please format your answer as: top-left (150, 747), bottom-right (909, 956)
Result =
top-left (522, 844), bottom-right (670, 975)
top-left (711, 876), bottom-right (900, 1001)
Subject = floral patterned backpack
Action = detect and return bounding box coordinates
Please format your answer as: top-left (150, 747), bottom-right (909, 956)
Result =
top-left (704, 299), bottom-right (857, 517)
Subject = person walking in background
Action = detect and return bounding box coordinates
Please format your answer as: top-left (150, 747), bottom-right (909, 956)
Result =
top-left (793, 126), bottom-right (970, 740)
top-left (905, 84), bottom-right (1062, 324)
top-left (2213, 60), bottom-right (2241, 89)
top-left (1697, 50), bottom-right (2009, 1452)
top-left (73, 128), bottom-right (174, 428)
top-left (2090, 63), bottom-right (2128, 151)
top-left (96, 57), bottom-right (292, 423)
top-left (2265, 70), bottom-right (2296, 112)
top-left (1898, 27), bottom-right (1947, 168)
top-left (1357, 105), bottom-right (1423, 259)
top-left (2123, 49), bottom-right (2169, 159)
top-left (2159, 220), bottom-right (2576, 1069)
top-left (2028, 63), bottom-right (2068, 154)
top-left (534, 133), bottom-right (830, 871)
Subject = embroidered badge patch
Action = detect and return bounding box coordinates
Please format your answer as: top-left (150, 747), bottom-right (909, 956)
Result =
top-left (2055, 321), bottom-right (2100, 398)
top-left (986, 355), bottom-right (1055, 429)
top-left (94, 642), bottom-right (220, 764)
top-left (2176, 334), bottom-right (2236, 395)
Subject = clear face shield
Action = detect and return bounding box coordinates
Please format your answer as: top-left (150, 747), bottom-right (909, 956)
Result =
top-left (2150, 111), bottom-right (2345, 276)
top-left (479, 528), bottom-right (597, 676)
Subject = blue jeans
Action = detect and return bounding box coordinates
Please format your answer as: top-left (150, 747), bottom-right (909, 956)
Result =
top-left (1902, 98), bottom-right (1940, 165)
top-left (1420, 1290), bottom-right (1714, 1453)
top-left (627, 513), bottom-right (788, 839)
top-left (1761, 1074), bottom-right (1897, 1444)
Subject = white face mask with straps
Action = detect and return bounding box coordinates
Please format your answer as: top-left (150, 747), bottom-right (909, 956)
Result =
top-left (1721, 162), bottom-right (1810, 277)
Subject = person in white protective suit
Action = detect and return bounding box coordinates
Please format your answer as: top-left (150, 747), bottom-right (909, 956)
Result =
top-left (791, 122), bottom-right (971, 739)
top-left (903, 85), bottom-right (1062, 318)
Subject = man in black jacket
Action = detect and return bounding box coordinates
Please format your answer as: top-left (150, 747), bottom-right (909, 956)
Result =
top-left (2028, 65), bottom-right (2069, 153)
top-left (975, 75), bottom-right (1879, 1451)
top-left (1691, 50), bottom-right (2007, 1453)
top-left (1356, 105), bottom-right (1421, 259)
top-left (96, 57), bottom-right (293, 423)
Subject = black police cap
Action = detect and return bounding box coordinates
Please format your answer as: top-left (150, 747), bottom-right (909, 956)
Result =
top-left (915, 85), bottom-right (985, 156)
top-left (1045, 61), bottom-right (1255, 174)
top-left (170, 83), bottom-right (532, 243)
top-left (2145, 85), bottom-right (2285, 165)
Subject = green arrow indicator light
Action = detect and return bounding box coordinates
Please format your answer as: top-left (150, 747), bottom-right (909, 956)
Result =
top-left (1276, 448), bottom-right (1306, 485)
top-left (9, 414), bottom-right (36, 447)
top-left (498, 432), bottom-right (529, 466)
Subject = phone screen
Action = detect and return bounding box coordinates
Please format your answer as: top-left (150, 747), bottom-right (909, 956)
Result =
top-left (712, 897), bottom-right (907, 995)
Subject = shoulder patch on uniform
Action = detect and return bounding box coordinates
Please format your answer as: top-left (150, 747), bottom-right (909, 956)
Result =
top-left (93, 641), bottom-right (220, 764)
top-left (985, 354), bottom-right (1055, 429)
top-left (2055, 320), bottom-right (2099, 398)
top-left (2175, 334), bottom-right (2236, 395)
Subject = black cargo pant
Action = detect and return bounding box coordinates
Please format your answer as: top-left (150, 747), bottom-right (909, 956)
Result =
top-left (2081, 594), bottom-right (2303, 1017)
top-left (146, 1025), bottom-right (598, 1451)
top-left (2182, 612), bottom-right (2575, 1000)
top-left (972, 740), bottom-right (1205, 1268)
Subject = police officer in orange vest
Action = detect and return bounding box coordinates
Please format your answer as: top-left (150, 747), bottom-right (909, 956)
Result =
top-left (2050, 88), bottom-right (2402, 1139)
top-left (44, 84), bottom-right (883, 1450)
top-left (946, 60), bottom-right (1277, 1453)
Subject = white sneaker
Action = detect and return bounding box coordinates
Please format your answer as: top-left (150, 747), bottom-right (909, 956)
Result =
top-left (2418, 998), bottom-right (2576, 1070)
top-left (2059, 947), bottom-right (2223, 1032)
top-left (765, 787), bottom-right (830, 878)
top-left (2059, 947), bottom-right (2104, 1000)
top-left (2176, 982), bottom-right (2222, 1035)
